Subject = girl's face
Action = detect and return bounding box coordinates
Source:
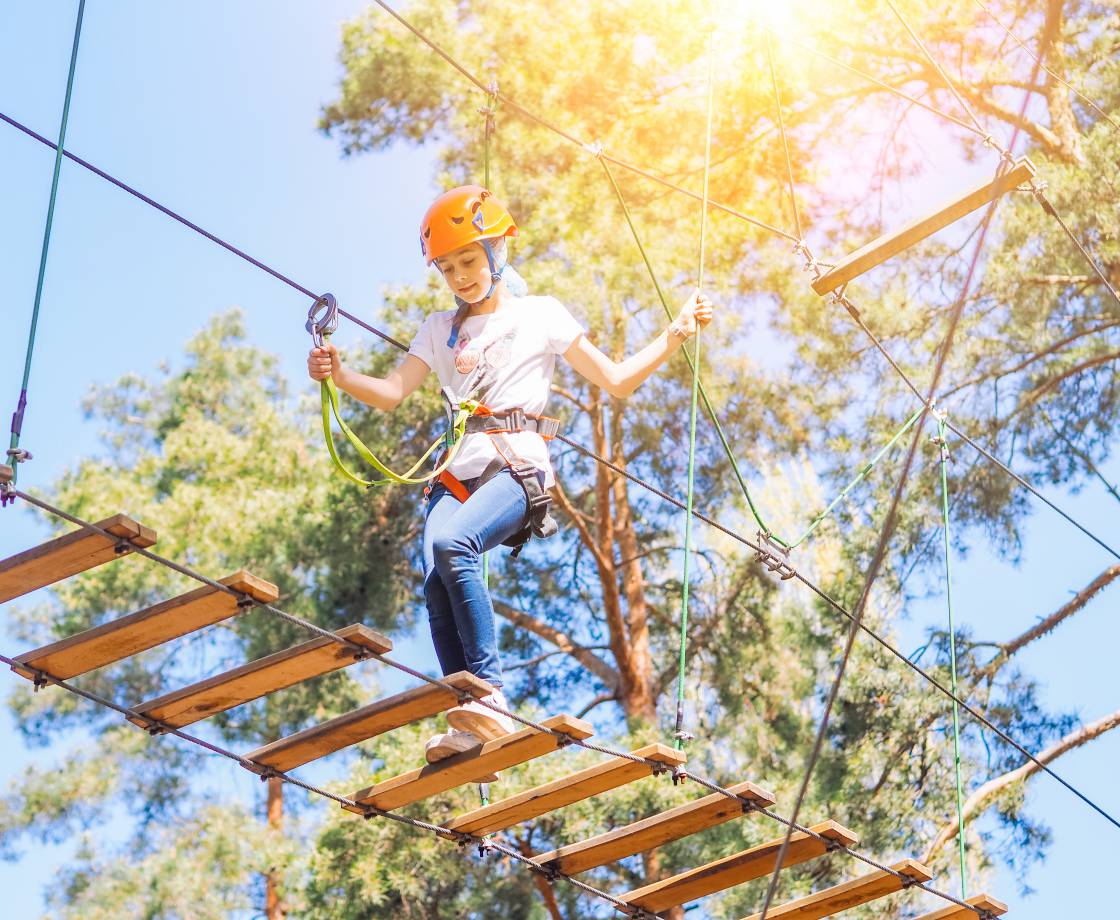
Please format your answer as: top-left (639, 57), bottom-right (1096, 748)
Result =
top-left (435, 242), bottom-right (493, 303)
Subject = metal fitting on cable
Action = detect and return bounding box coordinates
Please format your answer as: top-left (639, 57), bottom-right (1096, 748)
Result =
top-left (754, 531), bottom-right (796, 580)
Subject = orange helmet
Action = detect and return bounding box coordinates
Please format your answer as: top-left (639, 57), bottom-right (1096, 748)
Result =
top-left (420, 185), bottom-right (518, 264)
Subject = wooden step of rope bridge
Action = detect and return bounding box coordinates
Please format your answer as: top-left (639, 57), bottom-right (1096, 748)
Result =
top-left (1, 518), bottom-right (1008, 918)
top-left (811, 157), bottom-right (1036, 295)
top-left (0, 513), bottom-right (156, 604)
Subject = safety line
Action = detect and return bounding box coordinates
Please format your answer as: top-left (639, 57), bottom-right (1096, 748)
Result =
top-left (674, 19), bottom-right (716, 754)
top-left (7, 0), bottom-right (87, 492)
top-left (8, 468), bottom-right (1119, 877)
top-left (970, 0), bottom-right (1120, 135)
top-left (937, 418), bottom-right (970, 897)
top-left (368, 0), bottom-right (799, 244)
top-left (0, 110), bottom-right (408, 354)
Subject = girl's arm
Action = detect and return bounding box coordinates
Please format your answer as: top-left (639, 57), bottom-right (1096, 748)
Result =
top-left (563, 290), bottom-right (713, 399)
top-left (307, 342), bottom-right (430, 411)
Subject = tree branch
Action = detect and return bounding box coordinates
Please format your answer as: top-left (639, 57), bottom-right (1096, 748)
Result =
top-left (974, 564), bottom-right (1120, 680)
top-left (492, 598), bottom-right (620, 692)
top-left (923, 707), bottom-right (1120, 863)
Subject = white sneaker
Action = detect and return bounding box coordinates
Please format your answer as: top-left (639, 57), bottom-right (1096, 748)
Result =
top-left (446, 688), bottom-right (517, 742)
top-left (424, 729), bottom-right (499, 783)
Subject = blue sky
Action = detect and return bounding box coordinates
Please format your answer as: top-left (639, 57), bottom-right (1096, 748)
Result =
top-left (1, 2), bottom-right (1117, 917)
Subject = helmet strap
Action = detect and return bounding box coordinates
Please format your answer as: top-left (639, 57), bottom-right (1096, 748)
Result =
top-left (445, 239), bottom-right (505, 349)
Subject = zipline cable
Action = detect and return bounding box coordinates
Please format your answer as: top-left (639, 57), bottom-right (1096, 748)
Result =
top-left (674, 18), bottom-right (716, 753)
top-left (6, 0), bottom-right (86, 495)
top-left (765, 29), bottom-right (802, 243)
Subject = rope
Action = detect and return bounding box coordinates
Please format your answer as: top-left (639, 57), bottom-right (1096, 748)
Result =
top-left (6, 0), bottom-right (86, 493)
top-left (673, 20), bottom-right (716, 753)
top-left (936, 418), bottom-right (969, 897)
top-left (765, 30), bottom-right (802, 242)
top-left (970, 0), bottom-right (1120, 135)
top-left (883, 0), bottom-right (993, 143)
top-left (367, 0), bottom-right (799, 244)
top-left (1031, 185), bottom-right (1120, 309)
top-left (759, 25), bottom-right (988, 140)
top-left (0, 109), bottom-right (408, 354)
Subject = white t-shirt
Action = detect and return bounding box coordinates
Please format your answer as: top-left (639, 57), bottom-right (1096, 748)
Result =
top-left (408, 295), bottom-right (585, 487)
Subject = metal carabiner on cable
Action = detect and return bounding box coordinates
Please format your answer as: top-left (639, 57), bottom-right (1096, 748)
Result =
top-left (306, 293), bottom-right (340, 347)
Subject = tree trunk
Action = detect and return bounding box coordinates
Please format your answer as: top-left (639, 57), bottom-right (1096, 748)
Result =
top-left (266, 777), bottom-right (285, 920)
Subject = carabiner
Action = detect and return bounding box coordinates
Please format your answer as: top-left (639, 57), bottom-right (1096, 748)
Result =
top-left (306, 293), bottom-right (340, 348)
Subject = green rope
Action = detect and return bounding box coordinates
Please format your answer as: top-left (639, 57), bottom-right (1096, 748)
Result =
top-left (8, 0), bottom-right (87, 487)
top-left (674, 24), bottom-right (717, 750)
top-left (937, 417), bottom-right (969, 898)
top-left (597, 156), bottom-right (922, 552)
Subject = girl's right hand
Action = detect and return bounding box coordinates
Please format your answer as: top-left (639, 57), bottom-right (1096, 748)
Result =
top-left (308, 343), bottom-right (339, 381)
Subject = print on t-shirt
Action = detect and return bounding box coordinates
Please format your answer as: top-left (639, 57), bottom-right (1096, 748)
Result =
top-left (455, 329), bottom-right (518, 404)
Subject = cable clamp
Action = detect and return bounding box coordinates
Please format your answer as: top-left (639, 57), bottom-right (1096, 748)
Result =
top-left (897, 870), bottom-right (921, 889)
top-left (648, 759), bottom-right (673, 777)
top-left (583, 140), bottom-right (604, 158)
top-left (823, 836), bottom-right (846, 853)
top-left (235, 593), bottom-right (257, 611)
top-left (554, 731), bottom-right (576, 749)
top-left (6, 447), bottom-right (32, 464)
top-left (754, 531), bottom-right (796, 580)
top-left (113, 539), bottom-right (132, 556)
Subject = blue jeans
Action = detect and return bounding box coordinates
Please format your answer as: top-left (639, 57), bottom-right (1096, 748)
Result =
top-left (422, 469), bottom-right (533, 688)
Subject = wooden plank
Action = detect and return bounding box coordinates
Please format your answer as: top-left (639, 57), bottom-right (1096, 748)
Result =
top-left (345, 714), bottom-right (595, 814)
top-left (914, 893), bottom-right (1008, 920)
top-left (444, 742), bottom-right (687, 838)
top-left (11, 570), bottom-right (278, 681)
top-left (127, 624), bottom-right (391, 731)
top-left (738, 858), bottom-right (934, 920)
top-left (0, 465), bottom-right (11, 484)
top-left (535, 781), bottom-right (776, 876)
top-left (623, 820), bottom-right (860, 914)
top-left (811, 157), bottom-right (1037, 294)
top-left (246, 670), bottom-right (494, 772)
top-left (0, 513), bottom-right (157, 604)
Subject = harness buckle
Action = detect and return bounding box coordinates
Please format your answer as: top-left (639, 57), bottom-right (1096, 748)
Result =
top-left (505, 407), bottom-right (527, 432)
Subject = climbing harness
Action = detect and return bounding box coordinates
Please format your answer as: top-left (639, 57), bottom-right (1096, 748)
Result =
top-left (432, 407), bottom-right (561, 557)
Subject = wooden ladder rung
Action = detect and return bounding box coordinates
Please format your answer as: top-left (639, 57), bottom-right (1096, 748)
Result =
top-left (246, 670), bottom-right (494, 772)
top-left (811, 157), bottom-right (1037, 295)
top-left (622, 820), bottom-right (859, 914)
top-left (0, 513), bottom-right (157, 604)
top-left (344, 713), bottom-right (594, 814)
top-left (11, 570), bottom-right (278, 682)
top-left (126, 624), bottom-right (391, 731)
top-left (914, 893), bottom-right (1008, 920)
top-left (535, 780), bottom-right (775, 876)
top-left (443, 742), bottom-right (686, 838)
top-left (738, 858), bottom-right (934, 920)
top-left (0, 465), bottom-right (12, 484)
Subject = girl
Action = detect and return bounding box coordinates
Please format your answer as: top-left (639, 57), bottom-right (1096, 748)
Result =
top-left (308, 186), bottom-right (713, 773)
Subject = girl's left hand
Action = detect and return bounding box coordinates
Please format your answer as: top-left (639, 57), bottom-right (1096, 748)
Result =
top-left (674, 289), bottom-right (715, 337)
